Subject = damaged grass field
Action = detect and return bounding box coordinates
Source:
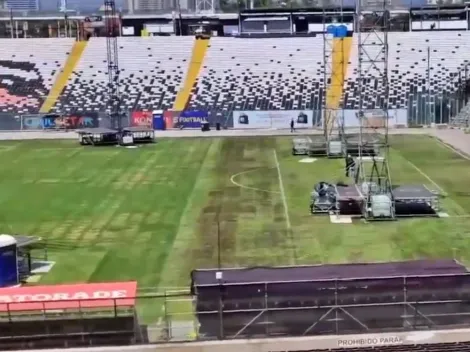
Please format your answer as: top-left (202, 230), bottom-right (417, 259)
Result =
top-left (1, 135), bottom-right (470, 301)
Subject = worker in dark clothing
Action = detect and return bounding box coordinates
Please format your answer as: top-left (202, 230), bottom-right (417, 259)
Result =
top-left (345, 154), bottom-right (355, 177)
top-left (290, 118), bottom-right (295, 133)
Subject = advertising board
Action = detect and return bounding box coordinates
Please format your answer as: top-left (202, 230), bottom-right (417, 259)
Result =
top-left (0, 281), bottom-right (137, 311)
top-left (131, 111), bottom-right (153, 127)
top-left (233, 111), bottom-right (313, 129)
top-left (22, 113), bottom-right (98, 130)
top-left (177, 110), bottom-right (208, 128)
top-left (342, 109), bottom-right (408, 128)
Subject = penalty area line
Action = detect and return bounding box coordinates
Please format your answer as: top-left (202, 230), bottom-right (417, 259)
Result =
top-left (403, 157), bottom-right (467, 215)
top-left (273, 149), bottom-right (292, 231)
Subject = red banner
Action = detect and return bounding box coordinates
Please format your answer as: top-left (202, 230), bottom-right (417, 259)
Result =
top-left (163, 110), bottom-right (180, 129)
top-left (131, 111), bottom-right (152, 127)
top-left (0, 281), bottom-right (137, 311)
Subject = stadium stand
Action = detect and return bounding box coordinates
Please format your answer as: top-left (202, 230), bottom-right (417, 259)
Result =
top-left (343, 32), bottom-right (470, 110)
top-left (0, 38), bottom-right (74, 114)
top-left (7, 33), bottom-right (462, 122)
top-left (186, 37), bottom-right (328, 118)
top-left (52, 36), bottom-right (194, 114)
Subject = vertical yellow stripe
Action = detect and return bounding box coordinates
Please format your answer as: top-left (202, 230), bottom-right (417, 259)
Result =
top-left (40, 41), bottom-right (88, 113)
top-left (325, 37), bottom-right (352, 137)
top-left (173, 39), bottom-right (210, 111)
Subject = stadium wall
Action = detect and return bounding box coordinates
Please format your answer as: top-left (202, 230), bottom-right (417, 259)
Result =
top-left (15, 328), bottom-right (470, 352)
top-left (0, 108), bottom-right (439, 131)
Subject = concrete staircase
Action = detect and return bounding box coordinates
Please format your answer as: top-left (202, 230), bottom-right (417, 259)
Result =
top-left (451, 102), bottom-right (470, 128)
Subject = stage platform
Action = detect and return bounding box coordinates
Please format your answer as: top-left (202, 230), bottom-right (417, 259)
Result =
top-left (311, 183), bottom-right (440, 217)
top-left (293, 134), bottom-right (383, 157)
top-left (77, 128), bottom-right (119, 146)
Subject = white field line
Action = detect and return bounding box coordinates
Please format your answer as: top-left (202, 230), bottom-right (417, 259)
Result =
top-left (0, 144), bottom-right (20, 152)
top-left (230, 168), bottom-right (281, 194)
top-left (273, 149), bottom-right (291, 230)
top-left (404, 159), bottom-right (445, 194)
top-left (404, 158), bottom-right (467, 215)
top-left (433, 136), bottom-right (470, 161)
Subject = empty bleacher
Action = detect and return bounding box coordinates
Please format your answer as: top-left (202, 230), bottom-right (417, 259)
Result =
top-left (0, 38), bottom-right (74, 114)
top-left (343, 32), bottom-right (470, 110)
top-left (3, 33), bottom-right (469, 124)
top-left (52, 37), bottom-right (194, 114)
top-left (186, 37), bottom-right (326, 120)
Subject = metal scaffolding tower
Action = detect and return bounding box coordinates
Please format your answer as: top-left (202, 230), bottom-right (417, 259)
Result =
top-left (104, 0), bottom-right (121, 130)
top-left (195, 0), bottom-right (215, 13)
top-left (355, 1), bottom-right (395, 220)
top-left (322, 2), bottom-right (347, 158)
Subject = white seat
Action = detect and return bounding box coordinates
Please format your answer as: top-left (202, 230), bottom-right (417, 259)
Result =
top-left (344, 31), bottom-right (470, 109)
top-left (53, 37), bottom-right (194, 114)
top-left (187, 37), bottom-right (326, 114)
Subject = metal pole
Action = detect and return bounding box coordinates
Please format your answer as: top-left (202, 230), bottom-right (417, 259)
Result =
top-left (427, 46), bottom-right (431, 124)
top-left (10, 9), bottom-right (13, 39)
top-left (217, 220), bottom-right (221, 269)
top-left (177, 0), bottom-right (183, 36)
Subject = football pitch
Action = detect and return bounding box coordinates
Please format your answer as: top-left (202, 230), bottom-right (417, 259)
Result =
top-left (1, 135), bottom-right (470, 321)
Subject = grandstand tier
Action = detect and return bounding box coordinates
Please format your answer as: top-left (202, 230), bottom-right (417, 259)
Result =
top-left (186, 37), bottom-right (327, 118)
top-left (1, 33), bottom-right (470, 120)
top-left (0, 39), bottom-right (74, 114)
top-left (344, 32), bottom-right (470, 110)
top-left (52, 37), bottom-right (194, 114)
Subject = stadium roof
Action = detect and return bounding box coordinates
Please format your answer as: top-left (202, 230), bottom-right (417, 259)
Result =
top-left (191, 259), bottom-right (468, 286)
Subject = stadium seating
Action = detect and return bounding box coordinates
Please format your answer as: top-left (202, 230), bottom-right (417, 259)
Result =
top-left (3, 32), bottom-right (469, 121)
top-left (52, 37), bottom-right (194, 114)
top-left (343, 32), bottom-right (470, 110)
top-left (186, 37), bottom-right (326, 119)
top-left (0, 38), bottom-right (74, 114)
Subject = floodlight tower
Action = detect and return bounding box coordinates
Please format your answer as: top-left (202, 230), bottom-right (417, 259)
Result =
top-left (104, 0), bottom-right (121, 130)
top-left (322, 0), bottom-right (347, 158)
top-left (355, 0), bottom-right (395, 220)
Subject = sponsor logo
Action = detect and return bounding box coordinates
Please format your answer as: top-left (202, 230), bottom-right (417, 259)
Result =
top-left (178, 117), bottom-right (206, 123)
top-left (0, 290), bottom-right (129, 304)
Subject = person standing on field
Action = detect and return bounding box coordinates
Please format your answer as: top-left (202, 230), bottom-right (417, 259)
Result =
top-left (290, 118), bottom-right (295, 133)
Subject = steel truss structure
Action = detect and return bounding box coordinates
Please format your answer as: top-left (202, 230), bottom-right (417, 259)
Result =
top-left (195, 0), bottom-right (216, 14)
top-left (322, 3), bottom-right (348, 158)
top-left (355, 1), bottom-right (395, 220)
top-left (104, 0), bottom-right (122, 131)
top-left (194, 274), bottom-right (470, 339)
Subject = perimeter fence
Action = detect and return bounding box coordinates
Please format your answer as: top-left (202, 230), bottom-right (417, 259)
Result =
top-left (10, 249), bottom-right (470, 346)
top-left (3, 275), bottom-right (470, 349)
top-left (0, 101), bottom-right (464, 133)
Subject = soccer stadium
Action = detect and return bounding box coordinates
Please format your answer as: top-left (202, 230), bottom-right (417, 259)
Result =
top-left (3, 0), bottom-right (470, 351)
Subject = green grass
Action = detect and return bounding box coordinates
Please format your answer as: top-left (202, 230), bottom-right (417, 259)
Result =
top-left (1, 135), bottom-right (470, 325)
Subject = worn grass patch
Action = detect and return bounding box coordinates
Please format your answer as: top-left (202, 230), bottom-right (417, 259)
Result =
top-left (2, 134), bottom-right (470, 325)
